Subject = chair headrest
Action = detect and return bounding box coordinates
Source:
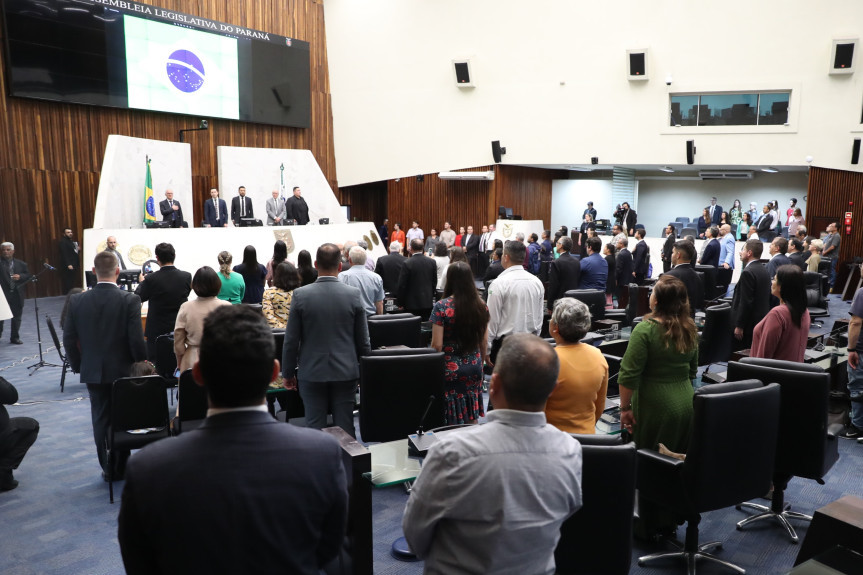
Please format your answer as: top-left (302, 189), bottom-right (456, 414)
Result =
top-left (696, 379), bottom-right (762, 396)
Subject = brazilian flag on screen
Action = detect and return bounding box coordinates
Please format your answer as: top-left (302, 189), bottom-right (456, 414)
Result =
top-left (143, 159), bottom-right (156, 224)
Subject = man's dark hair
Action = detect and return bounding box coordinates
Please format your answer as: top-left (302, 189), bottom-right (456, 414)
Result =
top-left (559, 236), bottom-right (573, 252)
top-left (63, 227), bottom-right (72, 234)
top-left (293, 186), bottom-right (300, 192)
top-left (493, 239), bottom-right (503, 250)
top-left (745, 238), bottom-right (764, 259)
top-left (673, 240), bottom-right (695, 263)
top-left (605, 243), bottom-right (616, 255)
top-left (504, 240), bottom-right (526, 263)
top-left (586, 236), bottom-right (602, 254)
top-left (790, 237), bottom-right (804, 253)
top-left (773, 237), bottom-right (788, 255)
top-left (410, 238), bottom-right (424, 253)
top-left (315, 243), bottom-right (342, 272)
top-left (494, 334), bottom-right (559, 410)
top-left (529, 233), bottom-right (538, 243)
top-left (238, 185), bottom-right (245, 191)
top-left (198, 306), bottom-right (275, 407)
top-left (274, 262), bottom-right (300, 292)
top-left (192, 266), bottom-right (222, 298)
top-left (434, 242), bottom-right (449, 257)
top-left (493, 247), bottom-right (503, 261)
top-left (667, 223), bottom-right (676, 234)
top-left (155, 242), bottom-right (175, 264)
top-left (634, 228), bottom-right (646, 239)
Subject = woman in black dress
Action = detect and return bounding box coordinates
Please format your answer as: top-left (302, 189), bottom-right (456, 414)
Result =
top-left (232, 245), bottom-right (267, 304)
top-left (604, 242), bottom-right (617, 307)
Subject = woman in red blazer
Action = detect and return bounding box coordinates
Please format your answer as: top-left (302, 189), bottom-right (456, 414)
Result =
top-left (390, 223), bottom-right (406, 253)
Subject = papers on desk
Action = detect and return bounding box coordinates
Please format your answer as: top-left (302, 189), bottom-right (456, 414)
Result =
top-left (603, 396), bottom-right (620, 412)
top-left (805, 348), bottom-right (832, 363)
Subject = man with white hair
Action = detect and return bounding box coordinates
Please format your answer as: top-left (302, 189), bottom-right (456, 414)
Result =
top-left (0, 242), bottom-right (31, 345)
top-left (374, 241), bottom-right (407, 294)
top-left (340, 240), bottom-right (358, 272)
top-left (339, 246), bottom-right (385, 317)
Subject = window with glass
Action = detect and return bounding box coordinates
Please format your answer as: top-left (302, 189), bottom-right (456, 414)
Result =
top-left (669, 92), bottom-right (790, 126)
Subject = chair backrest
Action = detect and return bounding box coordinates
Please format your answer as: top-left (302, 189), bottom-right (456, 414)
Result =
top-left (684, 380), bottom-right (781, 512)
top-left (359, 351), bottom-right (446, 442)
top-left (698, 304), bottom-right (732, 365)
top-left (694, 264), bottom-right (719, 301)
top-left (555, 434), bottom-right (636, 575)
top-left (367, 315), bottom-right (422, 348)
top-left (675, 217), bottom-right (691, 224)
top-left (563, 289), bottom-right (606, 321)
top-left (154, 334), bottom-right (177, 381)
top-left (45, 315), bottom-right (65, 361)
top-left (272, 329), bottom-right (285, 358)
top-left (111, 376), bottom-right (170, 432)
top-left (681, 226), bottom-right (697, 238)
top-left (817, 257), bottom-right (832, 277)
top-left (369, 312), bottom-right (415, 321)
top-left (726, 358), bottom-right (837, 479)
top-left (804, 271), bottom-right (827, 308)
top-left (177, 369), bottom-right (208, 422)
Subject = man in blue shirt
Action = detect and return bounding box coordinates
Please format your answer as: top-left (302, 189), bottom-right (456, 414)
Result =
top-left (578, 236), bottom-right (607, 291)
top-left (718, 224), bottom-right (736, 270)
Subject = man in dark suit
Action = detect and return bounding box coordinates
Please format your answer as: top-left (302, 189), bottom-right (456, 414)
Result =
top-left (63, 251), bottom-right (147, 478)
top-left (58, 227), bottom-right (80, 294)
top-left (462, 226), bottom-right (480, 275)
top-left (120, 306), bottom-right (348, 574)
top-left (632, 228), bottom-right (650, 285)
top-left (398, 239), bottom-right (438, 319)
top-left (766, 237), bottom-right (792, 279)
top-left (0, 377), bottom-right (39, 491)
top-left (547, 237), bottom-right (581, 312)
top-left (582, 201), bottom-right (597, 222)
top-left (134, 243), bottom-right (191, 361)
top-left (379, 218), bottom-right (390, 249)
top-left (203, 188), bottom-right (228, 227)
top-left (230, 185), bottom-right (254, 225)
top-left (661, 224), bottom-right (676, 273)
top-left (708, 197), bottom-right (723, 224)
top-left (788, 238), bottom-right (807, 271)
top-left (483, 248), bottom-right (504, 284)
top-left (158, 189), bottom-right (187, 228)
top-left (0, 242), bottom-right (31, 345)
top-left (282, 244), bottom-right (370, 436)
top-left (374, 241), bottom-right (407, 294)
top-left (731, 239), bottom-right (771, 350)
top-left (698, 226), bottom-right (720, 267)
top-left (286, 186), bottom-right (310, 225)
top-left (615, 237), bottom-right (633, 299)
top-left (665, 240), bottom-right (704, 314)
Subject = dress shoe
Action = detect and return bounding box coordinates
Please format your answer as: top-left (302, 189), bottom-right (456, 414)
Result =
top-left (9, 338), bottom-right (23, 345)
top-left (0, 470), bottom-right (18, 492)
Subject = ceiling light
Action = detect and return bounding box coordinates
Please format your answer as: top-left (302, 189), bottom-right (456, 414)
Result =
top-left (566, 166), bottom-right (594, 172)
top-left (658, 166), bottom-right (674, 173)
top-left (761, 167), bottom-right (779, 173)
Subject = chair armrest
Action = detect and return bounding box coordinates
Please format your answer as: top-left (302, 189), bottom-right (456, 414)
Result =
top-left (636, 448), bottom-right (685, 501)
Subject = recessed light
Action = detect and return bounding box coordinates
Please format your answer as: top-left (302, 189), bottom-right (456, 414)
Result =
top-left (761, 167), bottom-right (779, 173)
top-left (658, 166), bottom-right (674, 173)
top-left (567, 166), bottom-right (594, 172)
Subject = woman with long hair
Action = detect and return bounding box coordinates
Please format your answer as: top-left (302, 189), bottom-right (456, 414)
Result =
top-left (454, 226), bottom-right (466, 247)
top-left (449, 246), bottom-right (467, 264)
top-left (729, 199), bottom-right (743, 226)
top-left (430, 262), bottom-right (489, 424)
top-left (604, 242), bottom-right (617, 306)
top-left (232, 245), bottom-right (267, 304)
top-left (752, 265), bottom-right (811, 362)
top-left (262, 262), bottom-right (301, 329)
top-left (390, 223), bottom-right (406, 254)
top-left (696, 208), bottom-right (711, 238)
top-left (719, 211), bottom-right (730, 226)
top-left (738, 212), bottom-right (752, 240)
top-left (618, 275), bottom-right (698, 539)
top-left (296, 249), bottom-right (318, 286)
top-left (216, 251), bottom-right (245, 304)
top-left (788, 207), bottom-right (805, 237)
top-left (265, 240), bottom-right (288, 287)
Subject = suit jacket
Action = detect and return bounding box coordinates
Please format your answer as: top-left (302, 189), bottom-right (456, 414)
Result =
top-left (63, 284), bottom-right (147, 384)
top-left (665, 265), bottom-right (704, 312)
top-left (633, 240), bottom-right (650, 275)
top-left (708, 204), bottom-right (723, 223)
top-left (265, 197), bottom-right (288, 225)
top-left (59, 237), bottom-right (79, 269)
top-left (159, 199), bottom-right (185, 226)
top-left (767, 254), bottom-right (792, 278)
top-left (231, 196), bottom-right (254, 224)
top-left (615, 249), bottom-right (633, 289)
top-left (622, 210), bottom-right (637, 234)
top-left (282, 276), bottom-right (371, 382)
top-left (286, 195), bottom-right (310, 225)
top-left (462, 234), bottom-right (480, 258)
top-left (118, 411), bottom-right (348, 575)
top-left (661, 234), bottom-right (675, 263)
top-left (134, 266), bottom-right (192, 341)
top-left (788, 252), bottom-right (807, 272)
top-left (374, 253), bottom-right (407, 294)
top-left (204, 198), bottom-right (228, 227)
top-left (731, 261), bottom-right (771, 343)
top-left (547, 253), bottom-right (581, 310)
top-left (483, 260), bottom-right (504, 284)
top-left (0, 258), bottom-right (31, 308)
top-left (397, 253), bottom-right (438, 311)
top-left (700, 239), bottom-right (720, 267)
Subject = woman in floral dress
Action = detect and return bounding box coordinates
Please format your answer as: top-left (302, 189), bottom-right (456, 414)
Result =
top-left (430, 262), bottom-right (489, 424)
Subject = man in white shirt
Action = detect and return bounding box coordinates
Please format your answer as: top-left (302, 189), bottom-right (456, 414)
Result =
top-left (405, 220), bottom-right (425, 243)
top-left (403, 333), bottom-right (583, 575)
top-left (486, 240), bottom-right (545, 363)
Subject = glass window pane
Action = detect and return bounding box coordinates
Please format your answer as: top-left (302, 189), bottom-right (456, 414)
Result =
top-left (670, 95), bottom-right (698, 126)
top-left (699, 93), bottom-right (758, 126)
top-left (758, 92), bottom-right (789, 125)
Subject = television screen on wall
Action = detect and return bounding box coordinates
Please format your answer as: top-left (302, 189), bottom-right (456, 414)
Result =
top-left (1, 0), bottom-right (311, 128)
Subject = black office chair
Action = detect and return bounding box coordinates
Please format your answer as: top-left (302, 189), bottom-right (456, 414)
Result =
top-left (554, 434), bottom-right (636, 575)
top-left (45, 316), bottom-right (72, 392)
top-left (726, 358), bottom-right (839, 542)
top-left (694, 265), bottom-right (720, 303)
top-left (564, 289), bottom-right (606, 321)
top-left (698, 304), bottom-right (732, 368)
top-left (172, 369), bottom-right (207, 435)
top-left (637, 381), bottom-right (781, 574)
top-left (359, 349), bottom-right (445, 442)
top-left (270, 329), bottom-right (305, 421)
top-left (244, 303), bottom-right (263, 313)
top-left (367, 315), bottom-right (422, 349)
top-left (106, 376), bottom-right (170, 503)
top-left (804, 271), bottom-right (829, 324)
top-left (154, 333), bottom-right (178, 404)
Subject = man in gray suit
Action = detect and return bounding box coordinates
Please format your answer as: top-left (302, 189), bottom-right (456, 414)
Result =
top-left (63, 251), bottom-right (147, 479)
top-left (282, 243), bottom-right (371, 436)
top-left (265, 190), bottom-right (288, 226)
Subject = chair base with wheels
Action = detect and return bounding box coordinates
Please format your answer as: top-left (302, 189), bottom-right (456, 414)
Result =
top-left (734, 475), bottom-right (813, 543)
top-left (639, 517), bottom-right (744, 575)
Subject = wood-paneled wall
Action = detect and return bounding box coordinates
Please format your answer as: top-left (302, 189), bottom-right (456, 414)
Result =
top-left (806, 166), bottom-right (862, 288)
top-left (0, 0), bottom-right (335, 296)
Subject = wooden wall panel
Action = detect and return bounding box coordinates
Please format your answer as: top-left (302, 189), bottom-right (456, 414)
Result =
top-left (336, 181), bottom-right (387, 224)
top-left (0, 0), bottom-right (335, 296)
top-left (806, 166), bottom-right (862, 289)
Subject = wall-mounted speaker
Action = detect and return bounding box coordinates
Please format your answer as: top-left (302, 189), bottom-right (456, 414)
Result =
top-left (853, 139), bottom-right (861, 164)
top-left (491, 140), bottom-right (506, 163)
top-left (453, 59), bottom-right (474, 88)
top-left (626, 49), bottom-right (648, 81)
top-left (830, 39), bottom-right (857, 75)
top-left (686, 140), bottom-right (696, 165)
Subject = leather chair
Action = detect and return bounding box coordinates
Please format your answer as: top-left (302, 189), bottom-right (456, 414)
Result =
top-left (637, 381), bottom-right (781, 574)
top-left (726, 358), bottom-right (840, 542)
top-left (367, 315), bottom-right (422, 349)
top-left (172, 368), bottom-right (207, 435)
top-left (155, 333), bottom-right (178, 403)
top-left (359, 348), bottom-right (446, 442)
top-left (694, 264), bottom-right (720, 302)
top-left (564, 289), bottom-right (606, 321)
top-left (270, 329), bottom-right (305, 421)
top-left (804, 271), bottom-right (829, 323)
top-left (554, 434), bottom-right (636, 575)
top-left (698, 304), bottom-right (732, 367)
top-left (606, 284), bottom-right (639, 327)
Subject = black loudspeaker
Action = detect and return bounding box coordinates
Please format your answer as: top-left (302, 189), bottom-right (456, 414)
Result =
top-left (454, 60), bottom-right (473, 87)
top-left (591, 157), bottom-right (599, 165)
top-left (830, 39), bottom-right (857, 74)
top-left (629, 52), bottom-right (645, 77)
top-left (853, 139), bottom-right (861, 165)
top-left (491, 140), bottom-right (506, 163)
top-left (686, 140), bottom-right (696, 165)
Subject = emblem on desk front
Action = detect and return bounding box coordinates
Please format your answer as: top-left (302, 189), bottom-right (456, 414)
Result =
top-left (272, 229), bottom-right (295, 254)
top-left (363, 235), bottom-right (373, 249)
top-left (128, 245), bottom-right (152, 266)
top-left (370, 230), bottom-right (380, 246)
top-left (503, 223), bottom-right (514, 238)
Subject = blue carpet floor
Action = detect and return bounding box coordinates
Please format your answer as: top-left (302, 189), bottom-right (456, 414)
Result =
top-left (0, 294), bottom-right (861, 575)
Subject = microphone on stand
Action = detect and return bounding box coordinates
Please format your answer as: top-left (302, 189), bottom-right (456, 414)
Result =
top-left (408, 395), bottom-right (439, 457)
top-left (43, 263), bottom-right (55, 271)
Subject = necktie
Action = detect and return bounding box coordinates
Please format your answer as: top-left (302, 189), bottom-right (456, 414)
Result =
top-left (171, 200), bottom-right (176, 221)
top-left (241, 198), bottom-right (246, 217)
top-left (480, 234), bottom-right (487, 252)
top-left (214, 199), bottom-right (219, 220)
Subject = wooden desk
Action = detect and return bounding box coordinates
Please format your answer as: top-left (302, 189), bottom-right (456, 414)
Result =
top-left (796, 495), bottom-right (863, 566)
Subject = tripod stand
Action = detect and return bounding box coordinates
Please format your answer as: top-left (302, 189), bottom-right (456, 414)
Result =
top-left (24, 265), bottom-right (61, 375)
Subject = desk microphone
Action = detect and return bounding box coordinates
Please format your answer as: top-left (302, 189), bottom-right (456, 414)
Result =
top-left (43, 263), bottom-right (55, 271)
top-left (408, 395), bottom-right (438, 457)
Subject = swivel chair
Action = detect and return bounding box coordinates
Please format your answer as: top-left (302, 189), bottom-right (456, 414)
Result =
top-left (367, 315), bottom-right (422, 349)
top-left (698, 304), bottom-right (732, 368)
top-left (564, 289), bottom-right (606, 321)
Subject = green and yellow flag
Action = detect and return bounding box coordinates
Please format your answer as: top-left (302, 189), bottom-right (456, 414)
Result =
top-left (143, 158), bottom-right (156, 224)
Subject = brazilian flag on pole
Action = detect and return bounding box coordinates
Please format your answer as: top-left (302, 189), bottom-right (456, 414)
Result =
top-left (143, 158), bottom-right (156, 224)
